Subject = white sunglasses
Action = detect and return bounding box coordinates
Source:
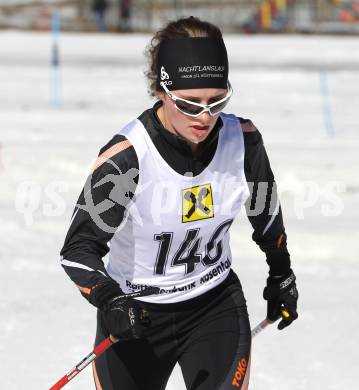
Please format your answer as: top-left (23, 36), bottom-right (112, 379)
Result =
top-left (160, 81), bottom-right (233, 117)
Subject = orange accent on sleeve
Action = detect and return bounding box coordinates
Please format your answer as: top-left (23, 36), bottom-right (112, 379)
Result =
top-left (276, 233), bottom-right (284, 249)
top-left (77, 285), bottom-right (92, 295)
top-left (77, 283), bottom-right (100, 296)
top-left (92, 140), bottom-right (132, 173)
top-left (92, 360), bottom-right (103, 390)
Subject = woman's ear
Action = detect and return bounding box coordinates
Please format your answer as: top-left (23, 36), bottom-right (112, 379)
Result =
top-left (155, 91), bottom-right (166, 103)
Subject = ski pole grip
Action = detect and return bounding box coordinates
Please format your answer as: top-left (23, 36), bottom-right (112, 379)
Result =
top-left (281, 309), bottom-right (290, 319)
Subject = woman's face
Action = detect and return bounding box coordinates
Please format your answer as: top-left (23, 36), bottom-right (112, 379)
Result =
top-left (158, 87), bottom-right (227, 146)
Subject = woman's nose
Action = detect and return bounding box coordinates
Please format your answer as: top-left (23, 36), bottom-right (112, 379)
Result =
top-left (198, 111), bottom-right (212, 123)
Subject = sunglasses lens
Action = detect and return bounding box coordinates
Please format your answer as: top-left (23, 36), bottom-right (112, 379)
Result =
top-left (175, 100), bottom-right (203, 116)
top-left (209, 99), bottom-right (230, 115)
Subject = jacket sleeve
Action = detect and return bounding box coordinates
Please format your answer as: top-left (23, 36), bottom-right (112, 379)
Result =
top-left (60, 134), bottom-right (139, 307)
top-left (240, 118), bottom-right (291, 276)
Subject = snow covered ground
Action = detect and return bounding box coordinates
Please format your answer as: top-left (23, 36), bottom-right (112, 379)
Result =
top-left (0, 31), bottom-right (358, 389)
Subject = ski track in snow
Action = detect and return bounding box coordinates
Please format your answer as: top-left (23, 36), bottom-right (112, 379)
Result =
top-left (0, 32), bottom-right (358, 390)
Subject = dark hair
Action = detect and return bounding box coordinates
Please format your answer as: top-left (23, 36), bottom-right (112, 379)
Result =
top-left (145, 16), bottom-right (223, 97)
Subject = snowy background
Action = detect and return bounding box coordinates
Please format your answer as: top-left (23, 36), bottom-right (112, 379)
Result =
top-left (0, 31), bottom-right (358, 389)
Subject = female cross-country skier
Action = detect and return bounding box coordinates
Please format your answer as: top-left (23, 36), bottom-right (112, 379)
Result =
top-left (60, 16), bottom-right (298, 390)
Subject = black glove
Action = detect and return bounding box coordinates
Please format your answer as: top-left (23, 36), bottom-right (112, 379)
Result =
top-left (86, 280), bottom-right (149, 340)
top-left (87, 280), bottom-right (155, 340)
top-left (263, 269), bottom-right (298, 330)
top-left (88, 279), bottom-right (124, 308)
top-left (102, 295), bottom-right (151, 340)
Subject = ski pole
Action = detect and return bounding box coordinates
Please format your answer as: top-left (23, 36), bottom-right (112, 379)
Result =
top-left (50, 295), bottom-right (287, 389)
top-left (49, 287), bottom-right (159, 390)
top-left (51, 311), bottom-right (288, 389)
top-left (251, 318), bottom-right (272, 338)
top-left (52, 319), bottom-right (270, 390)
top-left (49, 337), bottom-right (113, 390)
top-left (251, 309), bottom-right (290, 338)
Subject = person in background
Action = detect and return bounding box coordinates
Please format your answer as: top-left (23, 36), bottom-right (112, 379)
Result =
top-left (92, 0), bottom-right (108, 32)
top-left (118, 0), bottom-right (132, 32)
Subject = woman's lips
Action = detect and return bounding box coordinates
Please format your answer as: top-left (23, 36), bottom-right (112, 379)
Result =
top-left (192, 125), bottom-right (210, 136)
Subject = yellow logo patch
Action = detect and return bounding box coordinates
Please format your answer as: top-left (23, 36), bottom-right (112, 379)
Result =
top-left (182, 183), bottom-right (214, 223)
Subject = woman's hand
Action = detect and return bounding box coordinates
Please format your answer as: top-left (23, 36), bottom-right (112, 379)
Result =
top-left (102, 296), bottom-right (150, 340)
top-left (263, 270), bottom-right (299, 330)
